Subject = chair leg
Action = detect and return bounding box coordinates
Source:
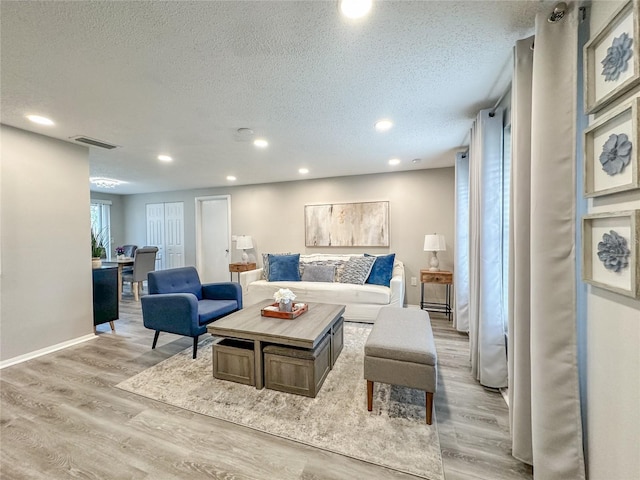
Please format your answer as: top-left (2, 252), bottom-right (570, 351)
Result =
top-left (109, 321), bottom-right (115, 332)
top-left (133, 282), bottom-right (139, 302)
top-left (426, 392), bottom-right (434, 425)
top-left (192, 336), bottom-right (199, 359)
top-left (367, 380), bottom-right (374, 411)
top-left (152, 331), bottom-right (160, 349)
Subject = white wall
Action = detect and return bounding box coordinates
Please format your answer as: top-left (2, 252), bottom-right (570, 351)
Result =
top-left (122, 168), bottom-right (456, 306)
top-left (585, 2), bottom-right (640, 479)
top-left (0, 125), bottom-right (94, 362)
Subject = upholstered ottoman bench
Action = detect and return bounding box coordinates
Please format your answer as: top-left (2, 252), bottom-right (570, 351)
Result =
top-left (364, 307), bottom-right (437, 424)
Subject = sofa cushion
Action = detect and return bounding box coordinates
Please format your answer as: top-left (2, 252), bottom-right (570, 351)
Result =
top-left (365, 253), bottom-right (396, 287)
top-left (262, 252), bottom-right (291, 280)
top-left (248, 280), bottom-right (392, 305)
top-left (268, 253), bottom-right (301, 282)
top-left (301, 264), bottom-right (335, 282)
top-left (340, 256), bottom-right (376, 285)
top-left (198, 299), bottom-right (239, 325)
top-left (300, 259), bottom-right (346, 282)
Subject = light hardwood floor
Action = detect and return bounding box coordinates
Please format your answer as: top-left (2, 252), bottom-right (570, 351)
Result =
top-left (1, 293), bottom-right (532, 479)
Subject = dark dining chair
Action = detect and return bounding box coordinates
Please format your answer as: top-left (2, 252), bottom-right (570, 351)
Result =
top-left (122, 244), bottom-right (138, 258)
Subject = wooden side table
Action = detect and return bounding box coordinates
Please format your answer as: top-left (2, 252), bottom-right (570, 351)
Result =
top-left (420, 270), bottom-right (453, 321)
top-left (229, 262), bottom-right (257, 282)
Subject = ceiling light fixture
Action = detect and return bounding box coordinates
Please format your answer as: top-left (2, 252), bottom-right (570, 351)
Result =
top-left (375, 119), bottom-right (393, 132)
top-left (340, 0), bottom-right (372, 19)
top-left (157, 154), bottom-right (173, 162)
top-left (226, 175), bottom-right (237, 181)
top-left (26, 114), bottom-right (54, 126)
top-left (388, 158), bottom-right (401, 166)
top-left (253, 139), bottom-right (269, 148)
top-left (90, 177), bottom-right (122, 189)
top-left (299, 168), bottom-right (309, 174)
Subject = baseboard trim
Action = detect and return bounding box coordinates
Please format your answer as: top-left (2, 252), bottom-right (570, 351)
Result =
top-left (500, 387), bottom-right (509, 407)
top-left (0, 333), bottom-right (97, 369)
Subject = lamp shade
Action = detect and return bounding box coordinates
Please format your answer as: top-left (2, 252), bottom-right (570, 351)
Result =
top-left (236, 235), bottom-right (253, 250)
top-left (423, 234), bottom-right (446, 252)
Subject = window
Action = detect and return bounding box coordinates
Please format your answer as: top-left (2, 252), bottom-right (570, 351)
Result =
top-left (90, 199), bottom-right (112, 259)
top-left (502, 124), bottom-right (511, 333)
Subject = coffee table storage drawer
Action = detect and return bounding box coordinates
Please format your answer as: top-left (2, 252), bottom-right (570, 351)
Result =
top-left (263, 334), bottom-right (331, 398)
top-left (213, 338), bottom-right (255, 386)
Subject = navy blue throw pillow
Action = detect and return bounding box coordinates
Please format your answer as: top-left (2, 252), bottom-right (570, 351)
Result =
top-left (365, 253), bottom-right (396, 287)
top-left (268, 253), bottom-right (301, 282)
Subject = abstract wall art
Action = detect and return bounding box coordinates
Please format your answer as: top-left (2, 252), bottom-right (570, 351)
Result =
top-left (304, 201), bottom-right (389, 247)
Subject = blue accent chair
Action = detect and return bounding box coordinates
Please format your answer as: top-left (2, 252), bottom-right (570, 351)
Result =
top-left (141, 266), bottom-right (242, 359)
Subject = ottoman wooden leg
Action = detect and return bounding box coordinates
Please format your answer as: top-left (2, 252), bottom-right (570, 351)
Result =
top-left (367, 380), bottom-right (374, 411)
top-left (426, 392), bottom-right (434, 425)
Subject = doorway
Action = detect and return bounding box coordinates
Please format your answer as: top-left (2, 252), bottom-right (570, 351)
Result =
top-left (195, 195), bottom-right (231, 282)
top-left (146, 202), bottom-right (185, 270)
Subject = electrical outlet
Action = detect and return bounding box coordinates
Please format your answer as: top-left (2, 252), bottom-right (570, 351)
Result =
top-left (411, 276), bottom-right (417, 286)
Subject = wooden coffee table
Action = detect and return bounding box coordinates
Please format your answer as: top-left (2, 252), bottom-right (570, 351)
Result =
top-left (207, 300), bottom-right (345, 390)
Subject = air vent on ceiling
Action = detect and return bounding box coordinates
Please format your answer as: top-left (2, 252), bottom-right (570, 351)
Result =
top-left (70, 135), bottom-right (118, 149)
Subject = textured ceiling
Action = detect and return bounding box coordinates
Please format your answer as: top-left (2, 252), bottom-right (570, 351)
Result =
top-left (0, 1), bottom-right (553, 194)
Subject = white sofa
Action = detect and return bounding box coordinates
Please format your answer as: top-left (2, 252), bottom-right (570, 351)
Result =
top-left (239, 253), bottom-right (405, 323)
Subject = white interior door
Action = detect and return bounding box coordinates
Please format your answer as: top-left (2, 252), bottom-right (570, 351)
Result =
top-left (146, 203), bottom-right (165, 270)
top-left (164, 202), bottom-right (185, 269)
top-left (195, 195), bottom-right (231, 282)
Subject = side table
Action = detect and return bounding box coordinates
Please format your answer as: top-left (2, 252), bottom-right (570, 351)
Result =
top-left (92, 265), bottom-right (119, 333)
top-left (420, 270), bottom-right (453, 321)
top-left (229, 262), bottom-right (257, 282)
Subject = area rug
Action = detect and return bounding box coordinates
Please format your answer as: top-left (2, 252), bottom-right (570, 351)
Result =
top-left (116, 323), bottom-right (444, 480)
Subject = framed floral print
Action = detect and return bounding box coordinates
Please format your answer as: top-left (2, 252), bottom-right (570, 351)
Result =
top-left (584, 0), bottom-right (639, 114)
top-left (582, 210), bottom-right (640, 298)
top-left (584, 96), bottom-right (639, 197)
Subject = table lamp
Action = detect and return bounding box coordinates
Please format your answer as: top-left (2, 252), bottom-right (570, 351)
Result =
top-left (424, 234), bottom-right (446, 271)
top-left (236, 235), bottom-right (253, 264)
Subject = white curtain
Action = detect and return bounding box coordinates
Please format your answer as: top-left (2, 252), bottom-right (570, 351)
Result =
top-left (508, 9), bottom-right (586, 479)
top-left (454, 151), bottom-right (469, 332)
top-left (467, 109), bottom-right (508, 388)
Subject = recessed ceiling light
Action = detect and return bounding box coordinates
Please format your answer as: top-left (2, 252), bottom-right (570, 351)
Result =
top-left (299, 168), bottom-right (309, 174)
top-left (157, 154), bottom-right (173, 162)
top-left (26, 114), bottom-right (54, 126)
top-left (90, 177), bottom-right (122, 188)
top-left (388, 158), bottom-right (401, 166)
top-left (226, 175), bottom-right (237, 181)
top-left (340, 0), bottom-right (372, 19)
top-left (253, 138), bottom-right (269, 148)
top-left (375, 119), bottom-right (393, 132)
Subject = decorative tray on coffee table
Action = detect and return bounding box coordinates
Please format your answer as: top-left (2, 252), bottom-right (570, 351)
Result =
top-left (261, 302), bottom-right (308, 319)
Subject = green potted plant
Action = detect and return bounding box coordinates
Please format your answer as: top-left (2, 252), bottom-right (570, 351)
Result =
top-left (91, 228), bottom-right (107, 268)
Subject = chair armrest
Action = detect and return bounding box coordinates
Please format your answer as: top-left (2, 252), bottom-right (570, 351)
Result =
top-left (141, 293), bottom-right (199, 336)
top-left (239, 268), bottom-right (263, 294)
top-left (389, 261), bottom-right (405, 308)
top-left (202, 282), bottom-right (243, 309)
